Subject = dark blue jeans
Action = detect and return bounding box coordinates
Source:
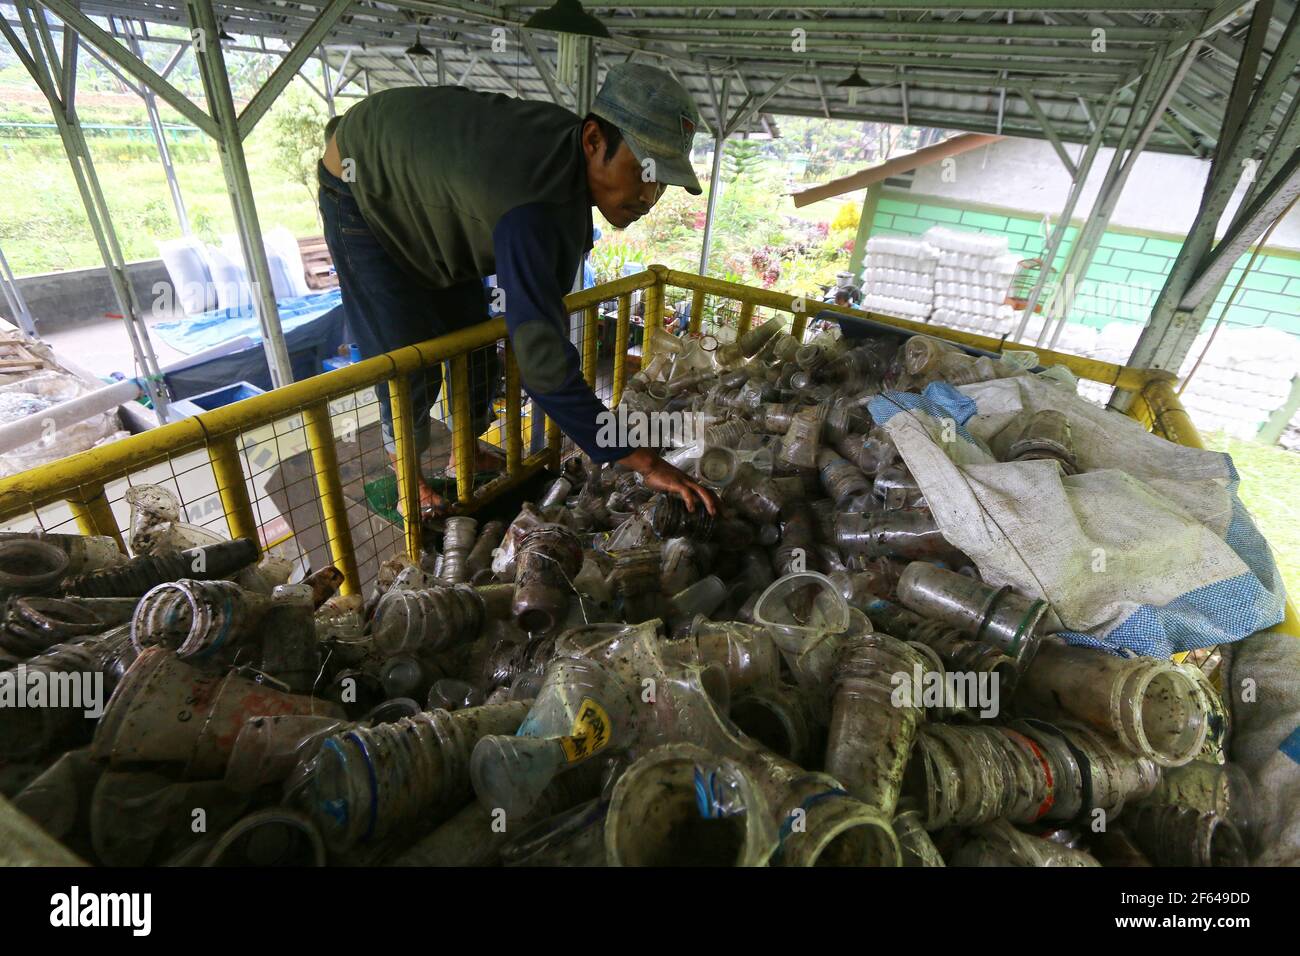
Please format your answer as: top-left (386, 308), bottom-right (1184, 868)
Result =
top-left (317, 161), bottom-right (498, 457)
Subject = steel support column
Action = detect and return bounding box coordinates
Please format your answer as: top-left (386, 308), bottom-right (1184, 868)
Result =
top-left (122, 18), bottom-right (190, 235)
top-left (185, 0), bottom-right (294, 388)
top-left (1115, 4), bottom-right (1300, 408)
top-left (847, 182), bottom-right (883, 279)
top-left (1038, 44), bottom-right (1188, 347)
top-left (698, 76), bottom-right (731, 277)
top-left (1011, 93), bottom-right (1118, 341)
top-left (0, 241), bottom-right (37, 337)
top-left (8, 2), bottom-right (169, 419)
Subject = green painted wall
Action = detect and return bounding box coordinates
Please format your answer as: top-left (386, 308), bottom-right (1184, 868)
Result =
top-left (871, 189), bottom-right (1300, 335)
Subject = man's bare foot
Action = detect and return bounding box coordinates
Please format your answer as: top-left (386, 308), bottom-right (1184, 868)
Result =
top-left (391, 452), bottom-right (449, 519)
top-left (446, 443), bottom-right (507, 474)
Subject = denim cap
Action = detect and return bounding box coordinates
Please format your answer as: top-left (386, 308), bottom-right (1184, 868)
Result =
top-left (592, 63), bottom-right (703, 195)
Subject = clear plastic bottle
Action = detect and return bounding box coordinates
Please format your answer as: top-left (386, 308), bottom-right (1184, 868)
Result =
top-left (1016, 639), bottom-right (1209, 767)
top-left (825, 631), bottom-right (929, 816)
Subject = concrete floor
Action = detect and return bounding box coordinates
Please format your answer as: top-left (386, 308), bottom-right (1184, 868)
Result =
top-left (36, 312), bottom-right (188, 381)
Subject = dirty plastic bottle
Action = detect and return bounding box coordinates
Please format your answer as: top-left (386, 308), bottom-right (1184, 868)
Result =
top-left (224, 714), bottom-right (352, 794)
top-left (93, 646), bottom-right (346, 779)
top-left (371, 584), bottom-right (485, 656)
top-left (834, 429), bottom-right (899, 476)
top-left (202, 807), bottom-right (328, 867)
top-left (723, 464), bottom-right (784, 524)
top-left (605, 742), bottom-right (778, 866)
top-left (471, 655), bottom-right (636, 817)
top-left (728, 683), bottom-right (817, 765)
top-left (904, 723), bottom-right (1060, 830)
top-left (300, 700), bottom-right (531, 851)
top-left (737, 315), bottom-right (785, 357)
top-left (951, 819), bottom-right (1101, 867)
top-left (872, 464), bottom-right (925, 510)
top-left (1009, 409), bottom-right (1079, 474)
top-left (1122, 803), bottom-right (1247, 867)
top-left (131, 579), bottom-right (271, 660)
top-left (1016, 638), bottom-right (1208, 767)
top-left (465, 520), bottom-right (506, 584)
top-left (893, 801), bottom-right (945, 867)
top-left (825, 631), bottom-right (929, 816)
top-left (0, 537), bottom-right (69, 595)
top-left (668, 616), bottom-right (781, 695)
top-left (0, 530), bottom-right (123, 576)
top-left (817, 448), bottom-right (871, 507)
top-left (62, 538), bottom-right (260, 598)
top-left (665, 575), bottom-right (728, 623)
top-left (1138, 757), bottom-right (1255, 843)
top-left (778, 405), bottom-right (826, 468)
top-left (860, 594), bottom-right (1021, 689)
top-left (896, 562), bottom-right (1049, 667)
top-left (439, 516), bottom-right (478, 584)
top-left (650, 494), bottom-right (715, 540)
top-left (512, 524), bottom-right (583, 634)
top-left (607, 546), bottom-right (662, 624)
top-left (835, 512), bottom-right (961, 564)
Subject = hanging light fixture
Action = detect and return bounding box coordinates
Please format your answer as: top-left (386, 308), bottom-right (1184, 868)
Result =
top-left (405, 32), bottom-right (434, 58)
top-left (217, 19), bottom-right (236, 45)
top-left (837, 65), bottom-right (870, 108)
top-left (524, 0), bottom-right (610, 39)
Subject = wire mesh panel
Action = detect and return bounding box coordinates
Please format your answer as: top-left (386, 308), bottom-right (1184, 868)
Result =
top-left (0, 269), bottom-right (1187, 610)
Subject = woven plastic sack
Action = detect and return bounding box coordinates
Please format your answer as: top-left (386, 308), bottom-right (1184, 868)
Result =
top-left (868, 374), bottom-right (1286, 657)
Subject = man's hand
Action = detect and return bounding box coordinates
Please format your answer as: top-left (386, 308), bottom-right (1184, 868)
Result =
top-left (619, 448), bottom-right (718, 516)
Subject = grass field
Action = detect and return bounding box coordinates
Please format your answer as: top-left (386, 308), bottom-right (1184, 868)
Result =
top-left (1203, 431), bottom-right (1300, 606)
top-left (0, 82), bottom-right (323, 275)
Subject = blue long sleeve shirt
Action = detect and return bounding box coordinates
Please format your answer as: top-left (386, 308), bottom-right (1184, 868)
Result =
top-left (493, 202), bottom-right (633, 464)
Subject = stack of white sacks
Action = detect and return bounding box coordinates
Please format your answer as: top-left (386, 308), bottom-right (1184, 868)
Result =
top-left (860, 235), bottom-right (936, 320)
top-left (926, 226), bottom-right (1021, 336)
top-left (858, 228), bottom-right (1300, 446)
top-left (1173, 327), bottom-right (1300, 441)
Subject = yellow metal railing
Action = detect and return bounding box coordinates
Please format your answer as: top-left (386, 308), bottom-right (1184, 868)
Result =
top-left (0, 265), bottom-right (1292, 637)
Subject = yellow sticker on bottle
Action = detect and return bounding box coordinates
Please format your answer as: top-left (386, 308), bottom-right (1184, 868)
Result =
top-left (557, 697), bottom-right (612, 763)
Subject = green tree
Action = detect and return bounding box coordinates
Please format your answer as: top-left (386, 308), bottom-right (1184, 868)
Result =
top-left (722, 139), bottom-right (763, 184)
top-left (270, 87), bottom-right (328, 202)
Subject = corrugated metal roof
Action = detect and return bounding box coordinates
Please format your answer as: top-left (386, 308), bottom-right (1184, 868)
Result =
top-left (24, 1), bottom-right (1298, 158)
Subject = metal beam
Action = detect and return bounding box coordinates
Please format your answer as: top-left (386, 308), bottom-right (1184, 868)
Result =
top-left (502, 0), bottom-right (1221, 9)
top-left (320, 49), bottom-right (336, 115)
top-left (0, 241), bottom-right (38, 338)
top-left (1018, 86), bottom-right (1077, 177)
top-left (521, 28), bottom-right (566, 105)
top-left (1180, 149), bottom-right (1300, 309)
top-left (237, 0), bottom-right (353, 139)
top-left (12, 1), bottom-right (168, 418)
top-left (570, 16), bottom-right (1172, 41)
top-left (185, 0), bottom-right (293, 389)
top-left (123, 18), bottom-right (190, 235)
top-left (1117, 3), bottom-right (1300, 388)
top-left (1011, 94), bottom-right (1118, 341)
top-left (627, 32), bottom-right (1153, 60)
top-left (331, 47), bottom-right (353, 94)
top-left (77, 27), bottom-right (142, 95)
top-left (699, 75), bottom-right (730, 277)
top-left (33, 0), bottom-right (219, 137)
top-left (403, 52), bottom-right (429, 85)
top-left (1038, 46), bottom-right (1178, 344)
top-left (457, 52), bottom-right (480, 85)
top-left (813, 75), bottom-right (830, 118)
top-left (693, 47), bottom-right (1134, 76)
top-left (724, 67), bottom-right (795, 136)
top-left (1213, 0), bottom-right (1273, 163)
